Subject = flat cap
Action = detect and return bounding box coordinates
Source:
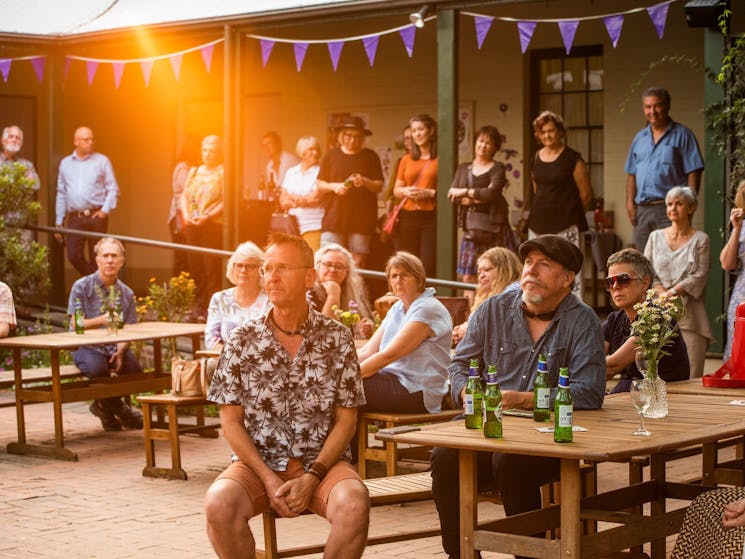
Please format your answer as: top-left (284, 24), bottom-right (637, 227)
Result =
top-left (518, 234), bottom-right (584, 274)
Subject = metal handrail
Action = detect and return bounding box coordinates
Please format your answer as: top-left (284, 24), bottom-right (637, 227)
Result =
top-left (28, 224), bottom-right (476, 291)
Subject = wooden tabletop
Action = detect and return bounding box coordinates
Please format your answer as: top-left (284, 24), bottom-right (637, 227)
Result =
top-left (376, 392), bottom-right (745, 463)
top-left (666, 378), bottom-right (745, 397)
top-left (0, 321), bottom-right (205, 350)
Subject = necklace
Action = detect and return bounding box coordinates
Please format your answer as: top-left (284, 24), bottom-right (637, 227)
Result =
top-left (521, 303), bottom-right (557, 322)
top-left (270, 312), bottom-right (304, 336)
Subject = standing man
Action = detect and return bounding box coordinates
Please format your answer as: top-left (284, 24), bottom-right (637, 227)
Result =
top-left (0, 125), bottom-right (40, 191)
top-left (204, 233), bottom-right (370, 559)
top-left (317, 116), bottom-right (384, 267)
top-left (262, 131), bottom-right (299, 188)
top-left (0, 280), bottom-right (16, 338)
top-left (55, 126), bottom-right (119, 275)
top-left (430, 235), bottom-right (606, 559)
top-left (625, 87), bottom-right (704, 251)
top-left (68, 237), bottom-right (143, 432)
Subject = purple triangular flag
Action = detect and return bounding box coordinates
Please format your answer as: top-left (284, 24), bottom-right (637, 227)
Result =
top-left (293, 43), bottom-right (309, 72)
top-left (647, 2), bottom-right (669, 39)
top-left (140, 60), bottom-right (154, 87)
top-left (112, 62), bottom-right (125, 88)
top-left (603, 15), bottom-right (624, 48)
top-left (86, 61), bottom-right (98, 85)
top-left (169, 54), bottom-right (182, 80)
top-left (0, 59), bottom-right (10, 82)
top-left (362, 35), bottom-right (379, 66)
top-left (30, 57), bottom-right (45, 83)
top-left (474, 16), bottom-right (494, 50)
top-left (260, 39), bottom-right (275, 67)
top-left (64, 57), bottom-right (72, 79)
top-left (201, 44), bottom-right (214, 72)
top-left (517, 21), bottom-right (536, 54)
top-left (327, 41), bottom-right (343, 72)
top-left (400, 26), bottom-right (415, 58)
top-left (558, 20), bottom-right (580, 55)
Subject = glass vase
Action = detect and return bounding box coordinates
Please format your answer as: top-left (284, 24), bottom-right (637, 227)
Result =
top-left (107, 314), bottom-right (118, 336)
top-left (635, 350), bottom-right (668, 418)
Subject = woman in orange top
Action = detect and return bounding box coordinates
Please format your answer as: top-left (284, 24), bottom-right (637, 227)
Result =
top-left (392, 114), bottom-right (438, 277)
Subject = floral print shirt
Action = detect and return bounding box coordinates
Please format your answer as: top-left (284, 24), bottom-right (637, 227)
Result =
top-left (205, 288), bottom-right (272, 350)
top-left (208, 308), bottom-right (365, 470)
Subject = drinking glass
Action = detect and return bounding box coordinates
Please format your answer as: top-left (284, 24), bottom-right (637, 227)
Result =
top-left (630, 379), bottom-right (652, 436)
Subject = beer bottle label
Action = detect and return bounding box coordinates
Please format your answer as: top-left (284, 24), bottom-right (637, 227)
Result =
top-left (536, 388), bottom-right (550, 408)
top-left (557, 405), bottom-right (573, 428)
top-left (464, 394), bottom-right (474, 415)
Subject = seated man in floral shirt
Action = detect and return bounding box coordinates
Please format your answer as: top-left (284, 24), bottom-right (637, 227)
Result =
top-left (67, 236), bottom-right (143, 431)
top-left (205, 233), bottom-right (370, 559)
top-left (0, 280), bottom-right (17, 338)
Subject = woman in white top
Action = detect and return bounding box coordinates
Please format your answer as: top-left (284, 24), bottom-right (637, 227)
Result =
top-left (279, 136), bottom-right (324, 251)
top-left (205, 241), bottom-right (271, 351)
top-left (644, 186), bottom-right (713, 378)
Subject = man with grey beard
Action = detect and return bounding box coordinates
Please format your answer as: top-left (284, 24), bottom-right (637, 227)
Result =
top-left (430, 234), bottom-right (606, 559)
top-left (1, 125), bottom-right (40, 191)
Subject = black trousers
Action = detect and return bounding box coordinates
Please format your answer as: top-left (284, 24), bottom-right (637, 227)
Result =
top-left (66, 213), bottom-right (108, 276)
top-left (431, 444), bottom-right (559, 557)
top-left (394, 210), bottom-right (436, 277)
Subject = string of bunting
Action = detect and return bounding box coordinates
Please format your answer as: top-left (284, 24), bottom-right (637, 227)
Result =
top-left (0, 0), bottom-right (676, 85)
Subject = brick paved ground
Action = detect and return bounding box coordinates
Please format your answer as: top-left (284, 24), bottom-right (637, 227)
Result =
top-left (0, 380), bottom-right (723, 559)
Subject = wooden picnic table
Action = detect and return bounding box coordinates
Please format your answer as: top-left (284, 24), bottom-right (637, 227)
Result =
top-left (666, 377), bottom-right (745, 397)
top-left (0, 321), bottom-right (204, 461)
top-left (377, 392), bottom-right (745, 559)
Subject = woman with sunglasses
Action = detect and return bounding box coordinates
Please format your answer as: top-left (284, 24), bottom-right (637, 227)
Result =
top-left (644, 186), bottom-right (713, 378)
top-left (312, 243), bottom-right (374, 337)
top-left (204, 242), bottom-right (271, 352)
top-left (603, 248), bottom-right (689, 393)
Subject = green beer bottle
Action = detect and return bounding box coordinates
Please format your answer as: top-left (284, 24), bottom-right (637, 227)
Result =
top-left (74, 298), bottom-right (85, 335)
top-left (554, 367), bottom-right (573, 443)
top-left (533, 354), bottom-right (551, 422)
top-left (483, 366), bottom-right (502, 439)
top-left (464, 359), bottom-right (483, 429)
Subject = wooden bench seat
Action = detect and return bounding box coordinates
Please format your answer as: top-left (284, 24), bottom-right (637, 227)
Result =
top-left (0, 364), bottom-right (84, 407)
top-left (138, 393), bottom-right (220, 480)
top-left (357, 409), bottom-right (461, 478)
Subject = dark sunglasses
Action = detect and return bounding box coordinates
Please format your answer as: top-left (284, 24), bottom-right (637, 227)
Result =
top-left (605, 273), bottom-right (642, 291)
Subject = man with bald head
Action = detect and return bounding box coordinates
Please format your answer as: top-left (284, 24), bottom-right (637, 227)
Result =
top-left (55, 126), bottom-right (119, 275)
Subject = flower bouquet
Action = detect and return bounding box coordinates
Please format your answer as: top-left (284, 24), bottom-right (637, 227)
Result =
top-left (332, 301), bottom-right (362, 330)
top-left (630, 289), bottom-right (685, 418)
top-left (95, 284), bottom-right (123, 335)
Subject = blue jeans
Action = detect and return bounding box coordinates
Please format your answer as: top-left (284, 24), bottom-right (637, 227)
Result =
top-left (73, 345), bottom-right (142, 379)
top-left (634, 204), bottom-right (670, 252)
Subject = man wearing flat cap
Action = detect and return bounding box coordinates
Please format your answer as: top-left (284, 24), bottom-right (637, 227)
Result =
top-left (316, 116), bottom-right (383, 268)
top-left (431, 234), bottom-right (606, 559)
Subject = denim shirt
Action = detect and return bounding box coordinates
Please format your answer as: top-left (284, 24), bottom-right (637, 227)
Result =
top-left (450, 289), bottom-right (605, 410)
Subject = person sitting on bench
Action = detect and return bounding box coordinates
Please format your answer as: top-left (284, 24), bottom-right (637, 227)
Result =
top-left (0, 280), bottom-right (16, 338)
top-left (67, 236), bottom-right (143, 431)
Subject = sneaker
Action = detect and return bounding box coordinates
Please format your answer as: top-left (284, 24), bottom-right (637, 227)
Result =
top-left (113, 400), bottom-right (144, 429)
top-left (89, 400), bottom-right (123, 432)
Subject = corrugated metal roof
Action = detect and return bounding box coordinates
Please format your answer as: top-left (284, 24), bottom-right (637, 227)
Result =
top-left (0, 0), bottom-right (362, 36)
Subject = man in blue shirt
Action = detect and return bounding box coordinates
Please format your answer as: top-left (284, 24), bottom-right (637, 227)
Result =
top-left (55, 126), bottom-right (119, 276)
top-left (67, 237), bottom-right (142, 432)
top-left (624, 87), bottom-right (704, 251)
top-left (431, 235), bottom-right (606, 559)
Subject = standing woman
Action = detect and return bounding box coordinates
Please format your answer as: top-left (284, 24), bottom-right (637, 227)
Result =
top-left (448, 125), bottom-right (512, 287)
top-left (645, 186), bottom-right (713, 378)
top-left (720, 180), bottom-right (745, 361)
top-left (168, 135), bottom-right (200, 276)
top-left (392, 114), bottom-right (439, 277)
top-left (279, 136), bottom-right (324, 251)
top-left (180, 134), bottom-right (224, 318)
top-left (528, 111), bottom-right (593, 297)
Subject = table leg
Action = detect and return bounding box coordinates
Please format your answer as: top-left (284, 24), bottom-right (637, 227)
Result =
top-left (50, 350), bottom-right (65, 449)
top-left (12, 347), bottom-right (26, 446)
top-left (459, 449), bottom-right (478, 559)
top-left (559, 458), bottom-right (581, 558)
top-left (153, 338), bottom-right (162, 375)
top-left (649, 453), bottom-right (667, 559)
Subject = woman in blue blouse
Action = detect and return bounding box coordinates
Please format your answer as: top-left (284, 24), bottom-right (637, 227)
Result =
top-left (357, 251), bottom-right (452, 414)
top-left (205, 241), bottom-right (271, 351)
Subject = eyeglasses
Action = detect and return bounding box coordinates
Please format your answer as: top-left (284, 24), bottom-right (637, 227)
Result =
top-left (388, 272), bottom-right (412, 282)
top-left (233, 262), bottom-right (260, 271)
top-left (260, 264), bottom-right (308, 277)
top-left (321, 262), bottom-right (347, 271)
top-left (605, 273), bottom-right (642, 291)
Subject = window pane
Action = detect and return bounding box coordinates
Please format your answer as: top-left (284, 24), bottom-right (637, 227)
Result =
top-left (589, 163), bottom-right (603, 196)
top-left (588, 56), bottom-right (603, 90)
top-left (591, 129), bottom-right (604, 162)
top-left (564, 93), bottom-right (587, 127)
top-left (588, 92), bottom-right (603, 127)
top-left (564, 57), bottom-right (585, 92)
top-left (540, 59), bottom-right (564, 92)
top-left (567, 129), bottom-right (589, 161)
top-left (539, 94), bottom-right (562, 116)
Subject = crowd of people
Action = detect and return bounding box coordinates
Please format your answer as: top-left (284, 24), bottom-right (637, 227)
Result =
top-left (4, 81), bottom-right (745, 558)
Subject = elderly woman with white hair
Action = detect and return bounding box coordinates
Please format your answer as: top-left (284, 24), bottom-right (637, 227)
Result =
top-left (312, 243), bottom-right (374, 338)
top-left (279, 136), bottom-right (324, 251)
top-left (204, 241), bottom-right (271, 352)
top-left (644, 185), bottom-right (713, 378)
